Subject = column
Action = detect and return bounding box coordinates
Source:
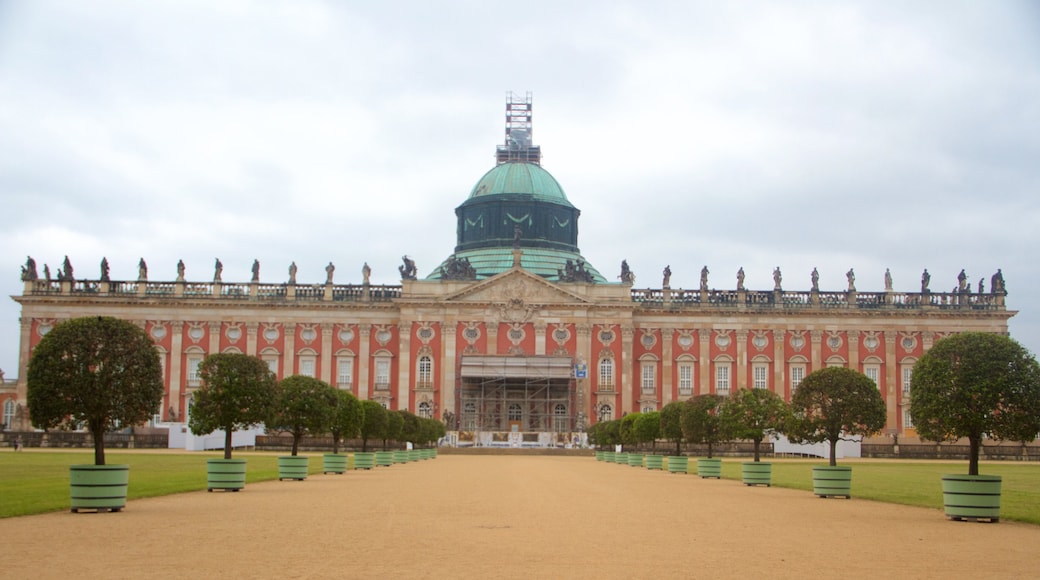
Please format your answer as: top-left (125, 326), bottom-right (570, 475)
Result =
top-left (621, 326), bottom-right (634, 414)
top-left (246, 323), bottom-right (258, 356)
top-left (848, 330), bottom-right (860, 370)
top-left (321, 324), bottom-right (334, 382)
top-left (698, 329), bottom-right (711, 395)
top-left (208, 322), bottom-right (221, 355)
top-left (283, 323), bottom-right (296, 377)
top-left (534, 322), bottom-right (547, 355)
top-left (358, 324), bottom-right (371, 400)
top-left (810, 330), bottom-right (823, 370)
top-left (772, 329), bottom-right (786, 399)
top-left (397, 322), bottom-right (412, 411)
top-left (169, 322), bottom-right (184, 420)
top-left (486, 323), bottom-right (498, 355)
top-left (736, 329), bottom-right (748, 390)
top-left (441, 323), bottom-right (457, 418)
top-left (884, 333), bottom-right (898, 430)
top-left (576, 324), bottom-right (592, 422)
top-left (661, 328), bottom-right (674, 405)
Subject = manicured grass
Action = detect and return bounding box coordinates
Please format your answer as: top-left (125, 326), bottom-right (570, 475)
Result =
top-left (0, 450), bottom-right (325, 518)
top-left (717, 459), bottom-right (1040, 525)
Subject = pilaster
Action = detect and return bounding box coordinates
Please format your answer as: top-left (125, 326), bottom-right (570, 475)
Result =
top-left (441, 324), bottom-right (457, 419)
top-left (736, 329), bottom-right (749, 390)
top-left (397, 321), bottom-right (412, 411)
top-left (661, 328), bottom-right (674, 405)
top-left (772, 329), bottom-right (786, 399)
top-left (358, 324), bottom-right (371, 400)
top-left (283, 323), bottom-right (296, 377)
top-left (621, 326), bottom-right (634, 414)
top-left (321, 324), bottom-right (334, 383)
top-left (698, 329), bottom-right (711, 395)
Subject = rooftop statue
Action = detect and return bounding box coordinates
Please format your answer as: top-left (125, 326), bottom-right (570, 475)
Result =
top-left (559, 258), bottom-right (594, 283)
top-left (773, 267), bottom-right (782, 291)
top-left (176, 260), bottom-right (185, 282)
top-left (21, 256), bottom-right (37, 282)
top-left (811, 267), bottom-right (819, 291)
top-left (138, 258), bottom-right (147, 282)
top-left (662, 265), bottom-right (671, 288)
top-left (991, 269), bottom-right (1006, 295)
top-left (921, 269), bottom-right (930, 293)
top-left (100, 257), bottom-right (110, 282)
top-left (885, 268), bottom-right (893, 291)
top-left (399, 256), bottom-right (417, 280)
top-left (62, 256), bottom-right (74, 282)
top-left (251, 259), bottom-right (260, 282)
top-left (43, 264), bottom-right (51, 282)
top-left (846, 268), bottom-right (855, 292)
top-left (978, 278), bottom-right (984, 295)
top-left (700, 266), bottom-right (709, 291)
top-left (620, 260), bottom-right (635, 284)
top-left (362, 262), bottom-right (371, 285)
top-left (288, 261), bottom-right (297, 285)
top-left (957, 269), bottom-right (968, 292)
top-left (325, 262), bottom-right (335, 284)
top-left (736, 267), bottom-right (745, 291)
top-left (442, 255), bottom-right (477, 281)
top-left (214, 258), bottom-right (223, 282)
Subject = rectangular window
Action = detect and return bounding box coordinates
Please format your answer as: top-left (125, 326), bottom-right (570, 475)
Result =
top-left (790, 366), bottom-right (805, 392)
top-left (903, 408), bottom-right (914, 429)
top-left (417, 357), bottom-right (432, 388)
top-left (715, 365), bottom-right (730, 394)
top-left (263, 356), bottom-right (279, 377)
top-left (678, 363), bottom-right (693, 395)
top-left (599, 359), bottom-right (614, 389)
top-left (902, 367), bottom-right (913, 394)
top-left (753, 364), bottom-right (768, 389)
top-left (299, 358), bottom-right (315, 378)
top-left (641, 364), bottom-right (656, 394)
top-left (337, 357), bottom-right (354, 388)
top-left (375, 359), bottom-right (390, 390)
top-left (187, 357), bottom-right (202, 386)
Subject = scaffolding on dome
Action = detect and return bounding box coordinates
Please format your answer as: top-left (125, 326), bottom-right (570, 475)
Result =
top-left (495, 91), bottom-right (542, 165)
top-left (455, 355), bottom-right (578, 447)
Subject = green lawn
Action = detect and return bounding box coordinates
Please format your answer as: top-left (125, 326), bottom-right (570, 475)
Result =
top-left (0, 450), bottom-right (325, 518)
top-left (716, 459), bottom-right (1040, 525)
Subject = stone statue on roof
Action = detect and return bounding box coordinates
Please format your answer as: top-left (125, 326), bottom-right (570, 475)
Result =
top-left (811, 267), bottom-right (819, 292)
top-left (846, 268), bottom-right (855, 292)
top-left (176, 260), bottom-right (185, 281)
top-left (62, 256), bottom-right (74, 282)
top-left (138, 258), bottom-right (147, 282)
top-left (399, 256), bottom-right (417, 280)
top-left (100, 257), bottom-right (110, 282)
top-left (251, 259), bottom-right (260, 282)
top-left (620, 260), bottom-right (635, 284)
top-left (736, 267), bottom-right (745, 291)
top-left (921, 269), bottom-right (930, 293)
top-left (662, 265), bottom-right (671, 288)
top-left (362, 262), bottom-right (371, 285)
top-left (214, 258), bottom-right (223, 282)
top-left (288, 262), bottom-right (297, 285)
top-left (957, 269), bottom-right (967, 292)
top-left (325, 262), bottom-right (335, 284)
top-left (700, 266), bottom-right (709, 291)
top-left (773, 267), bottom-right (782, 291)
top-left (21, 256), bottom-right (37, 282)
top-left (884, 268), bottom-right (892, 291)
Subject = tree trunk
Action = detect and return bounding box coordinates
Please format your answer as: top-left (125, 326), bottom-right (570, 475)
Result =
top-left (753, 438), bottom-right (761, 462)
top-left (969, 435), bottom-right (981, 476)
top-left (707, 442), bottom-right (713, 459)
top-left (332, 436), bottom-right (340, 455)
top-left (674, 439), bottom-right (681, 456)
top-left (829, 438), bottom-right (838, 467)
top-left (223, 428), bottom-right (233, 460)
top-left (92, 427), bottom-right (106, 466)
top-left (291, 434), bottom-right (300, 456)
top-left (361, 437), bottom-right (368, 452)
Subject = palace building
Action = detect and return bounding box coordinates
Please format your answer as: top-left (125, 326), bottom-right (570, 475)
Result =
top-left (6, 93), bottom-right (1014, 445)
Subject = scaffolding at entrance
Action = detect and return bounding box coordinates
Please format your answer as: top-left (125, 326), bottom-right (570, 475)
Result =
top-left (456, 356), bottom-right (575, 436)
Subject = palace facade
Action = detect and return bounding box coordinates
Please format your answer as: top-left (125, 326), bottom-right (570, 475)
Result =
top-left (6, 94), bottom-right (1014, 444)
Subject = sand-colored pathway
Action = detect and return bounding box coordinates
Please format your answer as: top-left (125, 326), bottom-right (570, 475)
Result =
top-left (2, 455), bottom-right (1038, 579)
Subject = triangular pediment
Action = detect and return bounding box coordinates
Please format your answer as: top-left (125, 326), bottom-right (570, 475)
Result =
top-left (443, 268), bottom-right (593, 305)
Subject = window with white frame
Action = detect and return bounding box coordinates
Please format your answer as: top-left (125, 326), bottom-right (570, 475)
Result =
top-left (2, 400), bottom-right (14, 429)
top-left (187, 356), bottom-right (203, 386)
top-left (715, 364), bottom-right (731, 394)
top-left (641, 405), bottom-right (656, 413)
top-left (753, 363), bottom-right (768, 389)
top-left (903, 408), bottom-right (914, 429)
top-left (508, 403), bottom-right (522, 422)
top-left (262, 355), bottom-right (279, 377)
top-left (864, 365), bottom-right (880, 388)
top-left (374, 358), bottom-right (391, 390)
top-left (299, 357), bottom-right (316, 378)
top-left (902, 366), bottom-right (913, 394)
top-left (641, 363), bottom-right (656, 394)
top-left (418, 401), bottom-right (432, 419)
top-left (598, 404), bottom-right (613, 422)
top-left (678, 363), bottom-right (694, 395)
top-left (554, 403), bottom-right (569, 432)
top-left (599, 358), bottom-right (614, 389)
top-left (416, 355), bottom-right (433, 388)
top-left (336, 357), bottom-right (354, 388)
top-left (463, 402), bottom-right (477, 430)
top-left (790, 365), bottom-right (805, 392)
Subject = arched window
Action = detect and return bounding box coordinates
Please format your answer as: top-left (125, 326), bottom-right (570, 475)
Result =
top-left (416, 356), bottom-right (433, 388)
top-left (598, 404), bottom-right (613, 422)
top-left (599, 358), bottom-right (614, 389)
top-left (2, 400), bottom-right (14, 429)
top-left (418, 401), bottom-right (432, 419)
top-left (554, 403), bottom-right (569, 432)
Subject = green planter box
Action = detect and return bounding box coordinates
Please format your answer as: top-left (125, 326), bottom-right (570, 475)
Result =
top-left (70, 464), bottom-right (129, 513)
top-left (595, 451), bottom-right (605, 461)
top-left (644, 455), bottom-right (664, 470)
top-left (392, 450), bottom-right (409, 464)
top-left (207, 458), bottom-right (247, 491)
top-left (627, 454), bottom-right (644, 467)
top-left (614, 453), bottom-right (628, 464)
top-left (375, 451), bottom-right (394, 467)
top-left (408, 449), bottom-right (421, 462)
top-left (354, 452), bottom-right (376, 470)
top-left (942, 474), bottom-right (1002, 523)
top-left (602, 452), bottom-right (615, 463)
top-left (741, 462), bottom-right (772, 486)
top-left (666, 456), bottom-right (688, 474)
top-left (812, 465), bottom-right (852, 498)
top-left (697, 458), bottom-right (722, 479)
top-left (323, 453), bottom-right (348, 474)
top-left (278, 456), bottom-right (309, 481)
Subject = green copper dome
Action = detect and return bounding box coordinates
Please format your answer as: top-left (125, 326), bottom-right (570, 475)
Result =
top-left (467, 162), bottom-right (574, 207)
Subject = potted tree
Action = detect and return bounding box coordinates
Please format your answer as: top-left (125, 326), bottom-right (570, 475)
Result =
top-left (786, 367), bottom-right (886, 498)
top-left (189, 353), bottom-right (276, 492)
top-left (633, 411), bottom-right (663, 469)
top-left (722, 388), bottom-right (790, 486)
top-left (356, 400), bottom-right (387, 469)
top-left (620, 412), bottom-right (643, 466)
top-left (27, 316), bottom-right (163, 512)
top-left (682, 395), bottom-right (729, 478)
top-left (660, 402), bottom-right (688, 473)
top-left (326, 389), bottom-right (363, 474)
top-left (911, 332), bottom-right (1040, 522)
top-left (266, 375), bottom-right (337, 481)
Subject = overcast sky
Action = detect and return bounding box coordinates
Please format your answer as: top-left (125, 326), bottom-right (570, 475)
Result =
top-left (2, 1), bottom-right (1039, 377)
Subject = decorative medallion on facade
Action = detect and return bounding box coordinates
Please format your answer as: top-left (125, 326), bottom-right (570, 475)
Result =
top-left (789, 331), bottom-right (806, 351)
top-left (374, 325), bottom-right (393, 346)
top-left (714, 330), bottom-right (732, 348)
top-left (225, 324), bottom-right (243, 343)
top-left (863, 331), bottom-right (880, 352)
top-left (640, 329), bottom-right (657, 349)
top-left (494, 277), bottom-right (537, 323)
top-left (752, 331), bottom-right (769, 351)
top-left (415, 322), bottom-right (436, 344)
top-left (36, 319), bottom-right (56, 337)
top-left (597, 326), bottom-right (616, 346)
top-left (552, 324), bottom-right (570, 346)
top-left (900, 332), bottom-right (918, 352)
top-left (299, 324), bottom-right (318, 344)
top-left (827, 331), bottom-right (843, 351)
top-left (338, 326), bottom-right (355, 344)
top-left (462, 322), bottom-right (481, 345)
top-left (149, 322), bottom-right (167, 340)
top-left (507, 322), bottom-right (526, 346)
top-left (187, 323), bottom-right (206, 343)
top-left (676, 331), bottom-right (694, 350)
top-left (262, 324), bottom-right (280, 343)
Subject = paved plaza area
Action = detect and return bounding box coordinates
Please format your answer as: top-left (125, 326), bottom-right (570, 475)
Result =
top-left (2, 455), bottom-right (1039, 579)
